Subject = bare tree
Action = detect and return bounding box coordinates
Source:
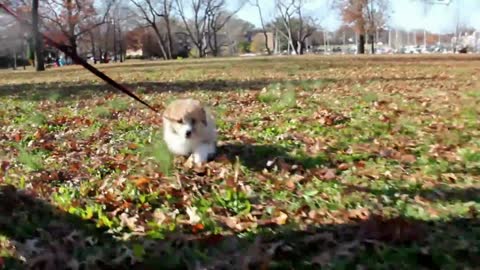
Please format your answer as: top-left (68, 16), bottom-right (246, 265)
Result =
top-left (162, 0), bottom-right (175, 59)
top-left (274, 0), bottom-right (316, 55)
top-left (32, 0), bottom-right (45, 71)
top-left (41, 0), bottom-right (114, 55)
top-left (106, 0), bottom-right (137, 62)
top-left (0, 2), bottom-right (32, 70)
top-left (175, 0), bottom-right (244, 57)
top-left (205, 0), bottom-right (245, 56)
top-left (175, 0), bottom-right (208, 57)
top-left (249, 0), bottom-right (271, 55)
top-left (130, 0), bottom-right (175, 59)
top-left (275, 0), bottom-right (296, 54)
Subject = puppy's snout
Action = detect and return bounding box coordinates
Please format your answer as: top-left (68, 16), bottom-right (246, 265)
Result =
top-left (185, 130), bottom-right (192, 138)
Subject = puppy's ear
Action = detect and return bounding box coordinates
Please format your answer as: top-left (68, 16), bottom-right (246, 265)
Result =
top-left (163, 101), bottom-right (183, 123)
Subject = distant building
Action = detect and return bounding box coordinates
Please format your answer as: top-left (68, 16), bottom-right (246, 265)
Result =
top-left (245, 30), bottom-right (275, 53)
top-left (126, 48), bottom-right (143, 57)
top-left (253, 32), bottom-right (275, 51)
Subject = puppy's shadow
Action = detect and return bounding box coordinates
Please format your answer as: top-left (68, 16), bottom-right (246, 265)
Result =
top-left (216, 143), bottom-right (326, 171)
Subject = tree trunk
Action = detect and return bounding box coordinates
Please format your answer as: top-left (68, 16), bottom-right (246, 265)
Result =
top-left (89, 31), bottom-right (97, 64)
top-left (113, 19), bottom-right (118, 62)
top-left (12, 47), bottom-right (17, 70)
top-left (151, 24), bottom-right (168, 60)
top-left (298, 40), bottom-right (306, 55)
top-left (28, 38), bottom-right (35, 66)
top-left (358, 34), bottom-right (365, 54)
top-left (23, 39), bottom-right (27, 70)
top-left (32, 0), bottom-right (45, 71)
top-left (255, 0), bottom-right (271, 55)
top-left (370, 34), bottom-right (374, 54)
top-left (164, 16), bottom-right (173, 59)
top-left (212, 32), bottom-right (219, 56)
top-left (99, 48), bottom-right (103, 62)
top-left (197, 42), bottom-right (205, 58)
top-left (66, 0), bottom-right (78, 57)
top-left (118, 26), bottom-right (124, 62)
top-left (262, 31), bottom-right (271, 55)
top-left (69, 37), bottom-right (78, 57)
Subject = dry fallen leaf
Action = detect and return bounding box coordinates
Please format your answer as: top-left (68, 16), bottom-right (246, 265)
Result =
top-left (119, 213), bottom-right (138, 231)
top-left (274, 211), bottom-right (288, 225)
top-left (186, 206), bottom-right (201, 225)
top-left (323, 169), bottom-right (337, 180)
top-left (134, 177), bottom-right (150, 187)
top-left (337, 163), bottom-right (349, 170)
top-left (153, 209), bottom-right (166, 225)
top-left (400, 154), bottom-right (416, 164)
top-left (192, 223), bottom-right (205, 233)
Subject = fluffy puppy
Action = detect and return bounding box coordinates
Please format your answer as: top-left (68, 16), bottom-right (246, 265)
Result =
top-left (162, 98), bottom-right (217, 164)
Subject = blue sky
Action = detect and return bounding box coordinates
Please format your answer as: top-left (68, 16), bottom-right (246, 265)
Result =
top-left (232, 0), bottom-right (480, 33)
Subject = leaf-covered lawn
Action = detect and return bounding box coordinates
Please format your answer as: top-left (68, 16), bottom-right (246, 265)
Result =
top-left (0, 55), bottom-right (479, 269)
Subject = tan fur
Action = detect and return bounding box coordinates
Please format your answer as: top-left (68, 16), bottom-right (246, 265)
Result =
top-left (163, 99), bottom-right (206, 124)
top-left (162, 98), bottom-right (217, 164)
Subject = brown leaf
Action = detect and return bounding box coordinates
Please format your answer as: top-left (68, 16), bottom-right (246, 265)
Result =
top-left (41, 142), bottom-right (55, 151)
top-left (233, 122), bottom-right (242, 132)
top-left (215, 154), bottom-right (231, 164)
top-left (193, 165), bottom-right (207, 175)
top-left (135, 177), bottom-right (150, 187)
top-left (400, 154), bottom-right (416, 164)
top-left (468, 205), bottom-right (478, 218)
top-left (347, 208), bottom-right (370, 220)
top-left (379, 148), bottom-right (396, 158)
top-left (192, 223), bottom-right (205, 233)
top-left (257, 211), bottom-right (288, 227)
top-left (34, 129), bottom-right (44, 140)
top-left (337, 163), bottom-right (349, 170)
top-left (355, 161), bottom-right (366, 168)
top-left (117, 163), bottom-right (128, 171)
top-left (286, 174), bottom-right (304, 190)
top-left (1, 161), bottom-right (10, 172)
top-left (274, 211), bottom-right (288, 225)
top-left (285, 179), bottom-right (296, 190)
top-left (69, 162), bottom-right (81, 173)
top-left (278, 159), bottom-right (292, 172)
top-left (322, 169), bottom-right (337, 180)
top-left (68, 140), bottom-right (78, 151)
top-left (128, 143), bottom-right (138, 150)
top-left (13, 132), bottom-right (22, 142)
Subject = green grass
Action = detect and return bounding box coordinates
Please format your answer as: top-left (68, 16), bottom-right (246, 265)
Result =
top-left (0, 55), bottom-right (480, 269)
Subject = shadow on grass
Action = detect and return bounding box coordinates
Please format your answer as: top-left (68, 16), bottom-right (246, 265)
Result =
top-left (1, 184), bottom-right (480, 269)
top-left (217, 143), bottom-right (480, 205)
top-left (343, 183), bottom-right (480, 204)
top-left (0, 74), bottom-right (439, 102)
top-left (217, 143), bottom-right (332, 172)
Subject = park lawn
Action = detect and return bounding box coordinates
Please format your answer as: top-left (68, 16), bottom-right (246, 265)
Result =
top-left (0, 55), bottom-right (479, 269)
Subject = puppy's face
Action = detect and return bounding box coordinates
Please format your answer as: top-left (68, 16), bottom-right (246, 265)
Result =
top-left (163, 99), bottom-right (208, 139)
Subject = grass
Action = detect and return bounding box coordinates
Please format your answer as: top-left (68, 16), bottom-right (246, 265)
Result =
top-left (0, 55), bottom-right (480, 269)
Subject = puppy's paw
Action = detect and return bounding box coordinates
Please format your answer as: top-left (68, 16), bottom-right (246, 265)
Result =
top-left (192, 151), bottom-right (208, 165)
top-left (192, 143), bottom-right (216, 165)
top-left (184, 155), bottom-right (195, 168)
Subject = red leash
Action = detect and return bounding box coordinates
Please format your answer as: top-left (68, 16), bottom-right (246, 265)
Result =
top-left (0, 2), bottom-right (159, 114)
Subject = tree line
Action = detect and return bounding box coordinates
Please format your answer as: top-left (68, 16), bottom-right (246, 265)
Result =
top-left (1, 0), bottom-right (457, 71)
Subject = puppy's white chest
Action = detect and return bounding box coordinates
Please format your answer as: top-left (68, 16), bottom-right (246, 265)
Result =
top-left (163, 129), bottom-right (194, 156)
